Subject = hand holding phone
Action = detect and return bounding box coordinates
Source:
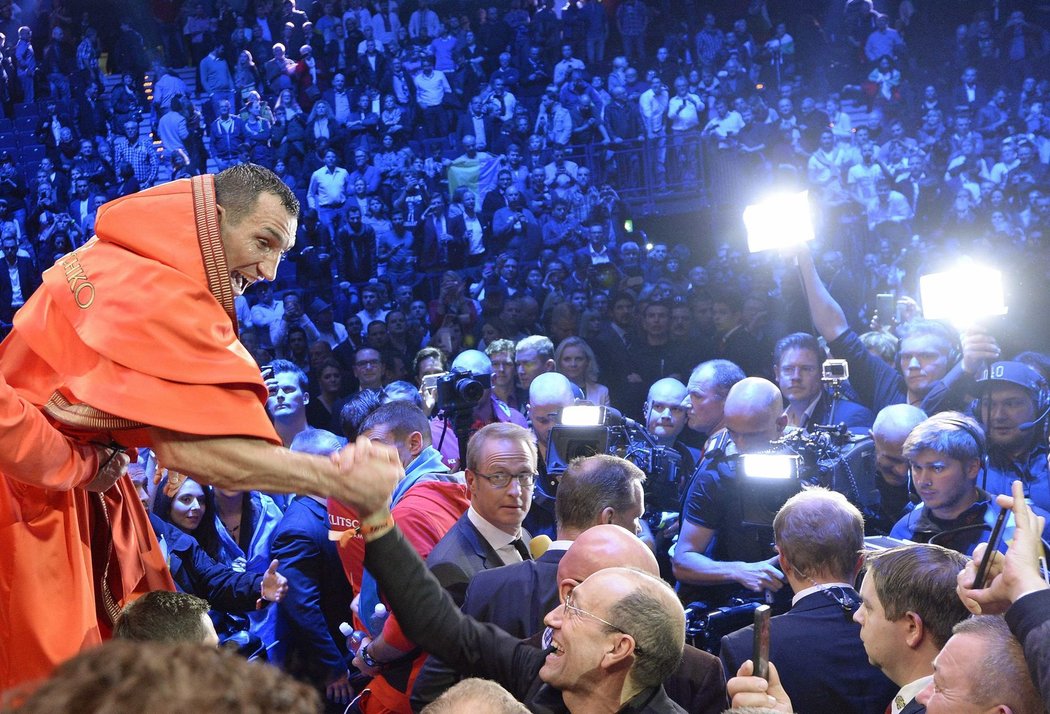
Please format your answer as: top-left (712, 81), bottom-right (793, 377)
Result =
top-left (974, 506), bottom-right (1009, 589)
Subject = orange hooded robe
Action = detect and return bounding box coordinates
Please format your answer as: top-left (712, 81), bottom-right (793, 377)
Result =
top-left (0, 175), bottom-right (281, 691)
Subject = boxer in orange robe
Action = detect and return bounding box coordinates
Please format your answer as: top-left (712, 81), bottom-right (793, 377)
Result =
top-left (0, 165), bottom-right (373, 690)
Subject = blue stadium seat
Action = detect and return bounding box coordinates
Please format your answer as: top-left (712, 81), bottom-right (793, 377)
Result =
top-left (13, 102), bottom-right (38, 117)
top-left (18, 145), bottom-right (45, 163)
top-left (0, 118), bottom-right (12, 133)
top-left (14, 115), bottom-right (37, 133)
top-left (0, 135), bottom-right (16, 149)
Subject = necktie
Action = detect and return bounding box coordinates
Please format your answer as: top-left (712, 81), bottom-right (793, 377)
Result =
top-left (511, 538), bottom-right (531, 561)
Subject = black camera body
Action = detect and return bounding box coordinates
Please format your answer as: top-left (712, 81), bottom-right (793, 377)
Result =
top-left (545, 407), bottom-right (682, 513)
top-left (435, 369), bottom-right (491, 415)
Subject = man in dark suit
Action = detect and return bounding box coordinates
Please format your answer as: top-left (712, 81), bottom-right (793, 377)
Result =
top-left (456, 96), bottom-right (499, 150)
top-left (426, 422), bottom-right (537, 606)
top-left (853, 544), bottom-right (971, 714)
top-left (338, 437), bottom-right (694, 713)
top-left (270, 430), bottom-right (355, 709)
top-left (711, 289), bottom-right (766, 378)
top-left (774, 332), bottom-right (874, 432)
top-left (951, 66), bottom-right (987, 114)
top-left (411, 454), bottom-right (647, 707)
top-left (0, 229), bottom-right (41, 328)
top-left (720, 488), bottom-right (896, 714)
top-left (421, 192), bottom-right (468, 271)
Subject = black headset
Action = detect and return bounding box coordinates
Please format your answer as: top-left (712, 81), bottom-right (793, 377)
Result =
top-left (906, 415), bottom-right (987, 501)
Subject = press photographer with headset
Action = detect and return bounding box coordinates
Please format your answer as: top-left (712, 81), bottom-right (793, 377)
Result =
top-left (889, 411), bottom-right (1050, 555)
top-left (971, 360), bottom-right (1050, 512)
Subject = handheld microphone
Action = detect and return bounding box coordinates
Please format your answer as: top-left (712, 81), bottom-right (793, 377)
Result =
top-left (530, 534), bottom-right (552, 559)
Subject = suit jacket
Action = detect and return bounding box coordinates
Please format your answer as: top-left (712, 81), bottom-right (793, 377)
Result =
top-left (411, 548), bottom-right (565, 711)
top-left (900, 698), bottom-right (926, 714)
top-left (369, 527), bottom-right (686, 714)
top-left (805, 389), bottom-right (875, 431)
top-left (269, 496), bottom-right (354, 690)
top-left (425, 512), bottom-right (507, 606)
top-left (0, 256), bottom-right (42, 323)
top-left (720, 589), bottom-right (897, 714)
top-left (355, 52), bottom-right (388, 89)
top-left (455, 112), bottom-right (499, 147)
top-left (421, 212), bottom-right (468, 270)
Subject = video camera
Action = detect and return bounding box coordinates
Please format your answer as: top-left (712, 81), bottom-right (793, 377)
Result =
top-left (729, 424), bottom-right (880, 530)
top-left (543, 405), bottom-right (683, 514)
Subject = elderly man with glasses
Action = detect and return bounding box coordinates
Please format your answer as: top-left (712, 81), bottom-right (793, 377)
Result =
top-left (338, 435), bottom-right (689, 713)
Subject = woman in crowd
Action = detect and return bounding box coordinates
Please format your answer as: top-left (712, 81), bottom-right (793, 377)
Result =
top-left (554, 335), bottom-right (609, 405)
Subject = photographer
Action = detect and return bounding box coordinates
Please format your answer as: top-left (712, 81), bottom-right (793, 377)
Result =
top-left (673, 378), bottom-right (789, 606)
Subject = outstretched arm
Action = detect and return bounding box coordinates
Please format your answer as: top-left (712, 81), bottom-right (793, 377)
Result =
top-left (793, 245), bottom-right (849, 342)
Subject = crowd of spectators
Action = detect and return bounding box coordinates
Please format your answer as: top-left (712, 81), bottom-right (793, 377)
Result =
top-left (3, 0), bottom-right (1050, 712)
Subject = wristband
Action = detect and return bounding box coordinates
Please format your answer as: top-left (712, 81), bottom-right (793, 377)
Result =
top-left (356, 513), bottom-right (395, 539)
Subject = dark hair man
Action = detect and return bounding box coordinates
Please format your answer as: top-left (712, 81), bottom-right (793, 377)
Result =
top-left (720, 489), bottom-right (896, 714)
top-left (340, 401), bottom-right (469, 714)
top-left (114, 591), bottom-right (219, 645)
top-left (773, 332), bottom-right (873, 431)
top-left (0, 164), bottom-right (376, 688)
top-left (890, 412), bottom-right (1050, 555)
top-left (795, 244), bottom-right (999, 415)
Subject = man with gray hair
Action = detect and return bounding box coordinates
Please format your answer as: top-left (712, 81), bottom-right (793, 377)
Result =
top-left (516, 334), bottom-right (556, 391)
top-left (683, 359), bottom-right (745, 447)
top-left (916, 615), bottom-right (1042, 714)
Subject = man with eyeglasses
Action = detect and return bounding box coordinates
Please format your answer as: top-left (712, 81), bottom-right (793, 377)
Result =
top-left (353, 346), bottom-right (385, 392)
top-left (338, 436), bottom-right (690, 713)
top-left (426, 423), bottom-right (537, 606)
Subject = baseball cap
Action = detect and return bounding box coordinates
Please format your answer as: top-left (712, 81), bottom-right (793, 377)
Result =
top-left (976, 361), bottom-right (1046, 395)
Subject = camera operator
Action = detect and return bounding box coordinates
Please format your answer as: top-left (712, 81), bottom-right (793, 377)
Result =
top-left (522, 372), bottom-right (578, 539)
top-left (644, 377), bottom-right (698, 478)
top-left (673, 378), bottom-right (789, 606)
top-left (972, 361), bottom-right (1050, 512)
top-left (774, 332), bottom-right (873, 432)
top-left (430, 350), bottom-right (528, 471)
top-left (793, 244), bottom-right (998, 415)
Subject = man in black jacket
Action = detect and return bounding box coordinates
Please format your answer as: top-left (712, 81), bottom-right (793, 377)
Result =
top-left (344, 437), bottom-right (689, 713)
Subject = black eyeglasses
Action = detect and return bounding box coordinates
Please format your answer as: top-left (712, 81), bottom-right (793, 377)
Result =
top-left (472, 471), bottom-right (536, 489)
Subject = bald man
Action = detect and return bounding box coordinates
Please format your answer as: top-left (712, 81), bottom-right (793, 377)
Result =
top-left (868, 404), bottom-right (926, 533)
top-left (673, 378), bottom-right (790, 605)
top-left (525, 371), bottom-right (578, 539)
top-left (343, 438), bottom-right (693, 713)
top-left (416, 523), bottom-right (727, 713)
